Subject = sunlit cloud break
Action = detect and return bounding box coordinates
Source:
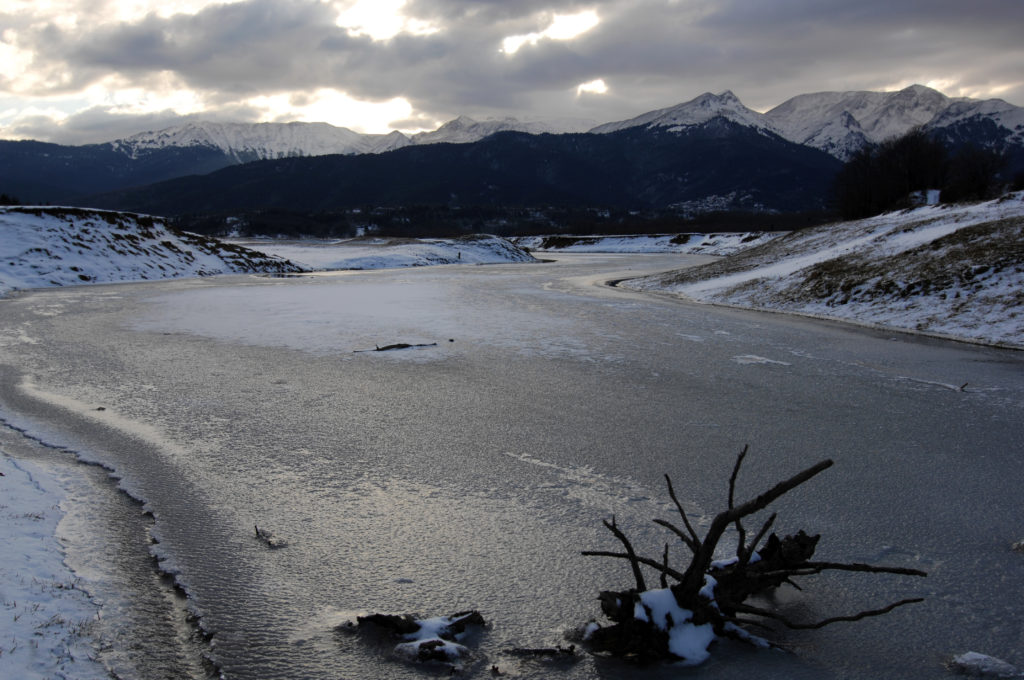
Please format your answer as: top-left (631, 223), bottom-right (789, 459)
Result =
top-left (577, 79), bottom-right (609, 96)
top-left (334, 0), bottom-right (439, 41)
top-left (502, 10), bottom-right (600, 55)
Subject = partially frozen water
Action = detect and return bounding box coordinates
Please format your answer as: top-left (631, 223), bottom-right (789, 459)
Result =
top-left (2, 253), bottom-right (1023, 679)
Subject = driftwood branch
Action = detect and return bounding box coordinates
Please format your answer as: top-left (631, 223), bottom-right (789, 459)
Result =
top-left (581, 449), bottom-right (926, 665)
top-left (652, 518), bottom-right (699, 552)
top-left (756, 561), bottom-right (928, 578)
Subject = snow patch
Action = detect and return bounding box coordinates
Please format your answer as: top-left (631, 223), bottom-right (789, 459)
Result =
top-left (0, 455), bottom-right (108, 680)
top-left (632, 588), bottom-right (716, 665)
top-left (949, 651), bottom-right (1023, 678)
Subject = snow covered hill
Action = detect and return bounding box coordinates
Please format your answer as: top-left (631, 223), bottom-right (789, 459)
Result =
top-left (622, 193), bottom-right (1024, 348)
top-left (0, 208), bottom-right (541, 297)
top-left (0, 207), bottom-right (305, 297)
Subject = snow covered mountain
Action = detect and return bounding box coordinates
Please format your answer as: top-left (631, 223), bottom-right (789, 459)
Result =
top-left (586, 85), bottom-right (1022, 162)
top-left (3, 85), bottom-right (1021, 209)
top-left (764, 84), bottom-right (1024, 160)
top-left (589, 91), bottom-right (773, 135)
top-left (111, 121), bottom-right (411, 161)
top-left (108, 115), bottom-right (596, 161)
top-left (410, 115), bottom-right (594, 145)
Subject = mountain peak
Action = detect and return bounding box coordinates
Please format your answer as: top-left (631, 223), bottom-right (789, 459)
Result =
top-left (766, 84), bottom-right (972, 159)
top-left (589, 90), bottom-right (771, 134)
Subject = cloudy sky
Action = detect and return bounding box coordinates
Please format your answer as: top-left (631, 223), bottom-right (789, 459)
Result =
top-left (2, 0), bottom-right (1022, 144)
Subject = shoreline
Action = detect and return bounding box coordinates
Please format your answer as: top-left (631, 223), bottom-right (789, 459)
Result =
top-left (0, 447), bottom-right (109, 679)
top-left (0, 403), bottom-right (215, 680)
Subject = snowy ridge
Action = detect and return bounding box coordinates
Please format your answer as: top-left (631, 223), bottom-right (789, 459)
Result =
top-left (0, 207), bottom-right (305, 297)
top-left (766, 85), bottom-right (957, 150)
top-left (623, 193), bottom-right (1024, 347)
top-left (589, 91), bottom-right (774, 135)
top-left (112, 121), bottom-right (411, 160)
top-left (112, 116), bottom-right (593, 159)
top-left (411, 115), bottom-right (594, 145)
top-left (927, 98), bottom-right (1024, 146)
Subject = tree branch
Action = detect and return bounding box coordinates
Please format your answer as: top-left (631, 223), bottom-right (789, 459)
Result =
top-left (728, 445), bottom-right (749, 559)
top-left (664, 474), bottom-right (700, 553)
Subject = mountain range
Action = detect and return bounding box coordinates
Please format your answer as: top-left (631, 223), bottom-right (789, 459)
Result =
top-left (1, 85), bottom-right (1021, 215)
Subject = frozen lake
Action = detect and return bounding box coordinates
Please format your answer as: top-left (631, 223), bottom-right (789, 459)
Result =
top-left (1, 252), bottom-right (1022, 679)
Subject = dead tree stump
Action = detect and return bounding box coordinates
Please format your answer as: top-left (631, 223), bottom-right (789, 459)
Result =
top-left (582, 448), bottom-right (926, 664)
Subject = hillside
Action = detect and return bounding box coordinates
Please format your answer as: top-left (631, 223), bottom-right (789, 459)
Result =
top-left (622, 193), bottom-right (1024, 348)
top-left (0, 207), bottom-right (306, 296)
top-left (87, 122), bottom-right (841, 216)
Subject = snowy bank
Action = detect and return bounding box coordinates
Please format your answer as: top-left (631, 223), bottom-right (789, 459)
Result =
top-left (0, 207), bottom-right (305, 297)
top-left (233, 234), bottom-right (537, 270)
top-left (0, 455), bottom-right (108, 680)
top-left (513, 231), bottom-right (780, 256)
top-left (622, 194), bottom-right (1024, 348)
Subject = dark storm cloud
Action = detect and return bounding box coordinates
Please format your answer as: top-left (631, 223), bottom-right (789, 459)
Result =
top-left (7, 0), bottom-right (1023, 143)
top-left (46, 0), bottom-right (353, 93)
